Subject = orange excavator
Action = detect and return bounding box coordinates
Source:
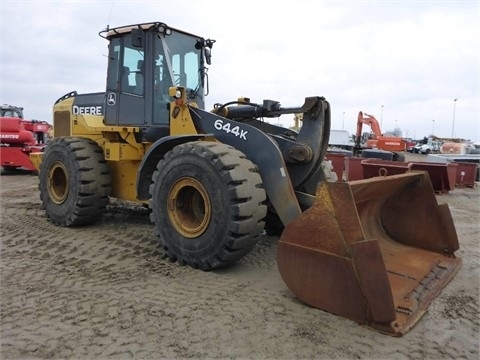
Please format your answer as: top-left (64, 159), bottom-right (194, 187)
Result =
top-left (355, 111), bottom-right (408, 153)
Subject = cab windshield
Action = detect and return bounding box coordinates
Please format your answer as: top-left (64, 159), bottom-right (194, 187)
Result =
top-left (154, 30), bottom-right (204, 104)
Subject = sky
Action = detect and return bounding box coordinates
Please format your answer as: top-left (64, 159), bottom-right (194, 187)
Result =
top-left (1, 0), bottom-right (479, 142)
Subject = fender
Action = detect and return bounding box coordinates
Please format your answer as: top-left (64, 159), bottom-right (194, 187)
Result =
top-left (136, 134), bottom-right (209, 200)
top-left (188, 106), bottom-right (303, 226)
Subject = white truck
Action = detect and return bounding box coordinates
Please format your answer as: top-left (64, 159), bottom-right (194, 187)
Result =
top-left (329, 130), bottom-right (355, 150)
top-left (419, 141), bottom-right (441, 154)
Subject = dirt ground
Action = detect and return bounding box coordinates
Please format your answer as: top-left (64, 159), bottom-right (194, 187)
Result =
top-left (0, 154), bottom-right (479, 359)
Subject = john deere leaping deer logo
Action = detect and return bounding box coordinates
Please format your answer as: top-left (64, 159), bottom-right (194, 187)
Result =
top-left (107, 93), bottom-right (116, 106)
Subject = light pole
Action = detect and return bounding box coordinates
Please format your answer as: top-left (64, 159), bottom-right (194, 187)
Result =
top-left (451, 98), bottom-right (458, 138)
top-left (342, 111), bottom-right (345, 130)
top-left (380, 105), bottom-right (384, 128)
top-left (432, 119), bottom-right (435, 136)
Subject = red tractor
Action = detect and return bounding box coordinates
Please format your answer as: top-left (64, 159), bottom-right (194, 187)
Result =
top-left (1, 104), bottom-right (51, 172)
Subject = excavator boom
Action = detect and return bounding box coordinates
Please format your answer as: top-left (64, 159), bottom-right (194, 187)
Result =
top-left (355, 111), bottom-right (407, 152)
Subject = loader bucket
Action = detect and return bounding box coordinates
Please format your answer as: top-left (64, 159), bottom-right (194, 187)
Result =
top-left (277, 171), bottom-right (461, 336)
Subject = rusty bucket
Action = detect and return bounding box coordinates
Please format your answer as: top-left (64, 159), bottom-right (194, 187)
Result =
top-left (277, 172), bottom-right (461, 336)
top-left (361, 158), bottom-right (412, 178)
top-left (409, 162), bottom-right (459, 193)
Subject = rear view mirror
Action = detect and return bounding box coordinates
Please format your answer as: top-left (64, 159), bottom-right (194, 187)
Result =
top-left (131, 28), bottom-right (144, 48)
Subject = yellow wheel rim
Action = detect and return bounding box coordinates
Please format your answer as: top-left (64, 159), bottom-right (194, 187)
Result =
top-left (167, 177), bottom-right (211, 238)
top-left (47, 161), bottom-right (69, 204)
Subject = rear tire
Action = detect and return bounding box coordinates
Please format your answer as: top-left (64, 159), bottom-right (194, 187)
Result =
top-left (149, 141), bottom-right (266, 270)
top-left (393, 152), bottom-right (405, 162)
top-left (1, 166), bottom-right (18, 174)
top-left (39, 137), bottom-right (111, 226)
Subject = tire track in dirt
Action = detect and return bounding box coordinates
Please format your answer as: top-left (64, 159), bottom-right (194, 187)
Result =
top-left (1, 174), bottom-right (479, 359)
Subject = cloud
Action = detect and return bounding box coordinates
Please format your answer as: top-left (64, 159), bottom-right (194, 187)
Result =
top-left (1, 0), bottom-right (478, 141)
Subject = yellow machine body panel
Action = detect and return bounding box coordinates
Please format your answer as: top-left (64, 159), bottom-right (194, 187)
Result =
top-left (29, 96), bottom-right (149, 202)
top-left (107, 160), bottom-right (143, 202)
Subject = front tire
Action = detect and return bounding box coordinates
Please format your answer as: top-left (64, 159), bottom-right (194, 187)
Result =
top-left (39, 137), bottom-right (111, 226)
top-left (149, 141), bottom-right (267, 270)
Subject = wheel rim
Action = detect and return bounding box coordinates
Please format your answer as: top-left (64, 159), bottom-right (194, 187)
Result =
top-left (167, 177), bottom-right (211, 238)
top-left (48, 161), bottom-right (69, 204)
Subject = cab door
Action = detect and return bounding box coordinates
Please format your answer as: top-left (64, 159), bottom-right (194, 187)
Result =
top-left (105, 33), bottom-right (145, 126)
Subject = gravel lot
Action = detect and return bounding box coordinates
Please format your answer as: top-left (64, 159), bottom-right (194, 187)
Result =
top-left (1, 156), bottom-right (479, 359)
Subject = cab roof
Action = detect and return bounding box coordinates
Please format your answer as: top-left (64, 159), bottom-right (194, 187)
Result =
top-left (99, 21), bottom-right (202, 40)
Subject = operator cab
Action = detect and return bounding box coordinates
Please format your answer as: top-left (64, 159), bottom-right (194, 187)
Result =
top-left (100, 22), bottom-right (214, 131)
top-left (1, 104), bottom-right (24, 119)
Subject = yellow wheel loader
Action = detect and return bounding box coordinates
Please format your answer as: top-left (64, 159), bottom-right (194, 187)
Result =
top-left (30, 22), bottom-right (461, 336)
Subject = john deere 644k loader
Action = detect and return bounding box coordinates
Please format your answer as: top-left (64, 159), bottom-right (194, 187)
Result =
top-left (31, 22), bottom-right (461, 336)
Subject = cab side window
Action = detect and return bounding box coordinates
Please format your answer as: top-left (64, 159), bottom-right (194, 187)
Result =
top-left (107, 35), bottom-right (145, 96)
top-left (123, 45), bottom-right (144, 96)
